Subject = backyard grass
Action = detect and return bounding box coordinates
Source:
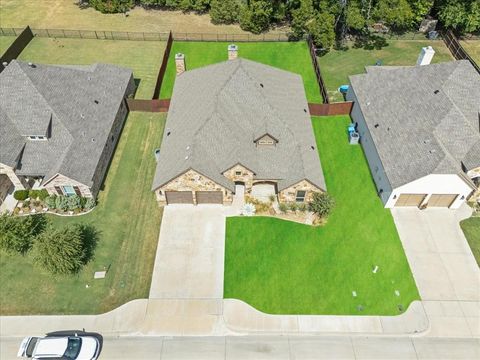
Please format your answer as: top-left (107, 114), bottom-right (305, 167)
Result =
top-left (160, 41), bottom-right (321, 103)
top-left (224, 115), bottom-right (420, 315)
top-left (0, 36), bottom-right (16, 55)
top-left (318, 40), bottom-right (454, 102)
top-left (461, 40), bottom-right (480, 63)
top-left (0, 112), bottom-right (165, 315)
top-left (461, 216), bottom-right (480, 267)
top-left (0, 0), bottom-right (253, 34)
top-left (18, 37), bottom-right (165, 99)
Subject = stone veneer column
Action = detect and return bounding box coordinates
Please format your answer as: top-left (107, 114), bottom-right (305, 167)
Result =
top-left (175, 53), bottom-right (186, 75)
top-left (228, 44), bottom-right (238, 60)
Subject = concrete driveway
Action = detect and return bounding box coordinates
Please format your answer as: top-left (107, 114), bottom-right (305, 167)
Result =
top-left (391, 205), bottom-right (480, 337)
top-left (149, 205), bottom-right (226, 299)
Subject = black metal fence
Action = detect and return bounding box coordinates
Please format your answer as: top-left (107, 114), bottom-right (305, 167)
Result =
top-left (442, 30), bottom-right (480, 74)
top-left (0, 27), bottom-right (290, 42)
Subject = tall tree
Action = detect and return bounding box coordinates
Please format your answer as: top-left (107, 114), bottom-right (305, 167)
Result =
top-left (307, 11), bottom-right (336, 48)
top-left (0, 214), bottom-right (47, 255)
top-left (239, 0), bottom-right (274, 33)
top-left (373, 0), bottom-right (415, 29)
top-left (210, 0), bottom-right (240, 24)
top-left (290, 0), bottom-right (316, 38)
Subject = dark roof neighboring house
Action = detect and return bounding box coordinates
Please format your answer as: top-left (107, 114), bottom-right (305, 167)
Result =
top-left (152, 58), bottom-right (326, 192)
top-left (0, 60), bottom-right (133, 187)
top-left (349, 60), bottom-right (480, 189)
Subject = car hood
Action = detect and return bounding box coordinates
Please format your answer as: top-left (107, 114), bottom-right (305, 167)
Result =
top-left (76, 337), bottom-right (99, 360)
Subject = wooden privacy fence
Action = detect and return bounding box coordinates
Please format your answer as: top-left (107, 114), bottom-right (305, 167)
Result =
top-left (307, 36), bottom-right (329, 104)
top-left (442, 30), bottom-right (480, 74)
top-left (308, 102), bottom-right (353, 116)
top-left (0, 26), bottom-right (34, 72)
top-left (126, 99), bottom-right (170, 112)
top-left (152, 31), bottom-right (173, 99)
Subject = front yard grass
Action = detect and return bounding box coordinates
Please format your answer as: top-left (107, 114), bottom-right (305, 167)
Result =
top-left (224, 115), bottom-right (420, 315)
top-left (318, 40), bottom-right (453, 102)
top-left (460, 216), bottom-right (480, 267)
top-left (160, 41), bottom-right (322, 103)
top-left (18, 37), bottom-right (165, 99)
top-left (0, 112), bottom-right (165, 315)
top-left (0, 36), bottom-right (16, 55)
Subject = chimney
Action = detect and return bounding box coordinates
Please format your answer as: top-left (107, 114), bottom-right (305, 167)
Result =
top-left (416, 46), bottom-right (435, 66)
top-left (175, 53), bottom-right (185, 75)
top-left (228, 44), bottom-right (238, 60)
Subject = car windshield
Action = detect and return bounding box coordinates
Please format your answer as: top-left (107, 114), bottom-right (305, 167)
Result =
top-left (63, 337), bottom-right (81, 360)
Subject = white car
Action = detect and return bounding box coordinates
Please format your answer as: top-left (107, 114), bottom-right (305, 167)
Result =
top-left (17, 333), bottom-right (100, 360)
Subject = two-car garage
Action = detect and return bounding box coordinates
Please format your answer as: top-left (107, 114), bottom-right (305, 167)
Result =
top-left (164, 191), bottom-right (223, 205)
top-left (394, 193), bottom-right (458, 208)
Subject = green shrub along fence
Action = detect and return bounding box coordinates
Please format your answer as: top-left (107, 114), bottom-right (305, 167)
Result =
top-left (0, 26), bottom-right (34, 72)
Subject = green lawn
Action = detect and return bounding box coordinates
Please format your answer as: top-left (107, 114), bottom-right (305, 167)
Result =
top-left (318, 40), bottom-right (454, 102)
top-left (0, 112), bottom-right (165, 315)
top-left (224, 115), bottom-right (419, 315)
top-left (18, 37), bottom-right (166, 99)
top-left (461, 40), bottom-right (480, 63)
top-left (0, 36), bottom-right (16, 55)
top-left (160, 41), bottom-right (322, 103)
top-left (461, 216), bottom-right (480, 267)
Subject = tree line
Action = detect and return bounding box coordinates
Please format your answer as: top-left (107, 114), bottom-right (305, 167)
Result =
top-left (85, 0), bottom-right (479, 48)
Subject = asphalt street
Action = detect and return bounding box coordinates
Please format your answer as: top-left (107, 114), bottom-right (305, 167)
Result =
top-left (1, 335), bottom-right (479, 360)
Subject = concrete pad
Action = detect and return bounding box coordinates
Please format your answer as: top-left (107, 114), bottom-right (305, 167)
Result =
top-left (100, 337), bottom-right (164, 359)
top-left (413, 337), bottom-right (480, 359)
top-left (351, 337), bottom-right (417, 359)
top-left (162, 337), bottom-right (225, 360)
top-left (440, 253), bottom-right (480, 301)
top-left (288, 337), bottom-right (355, 359)
top-left (380, 301), bottom-right (429, 334)
top-left (422, 301), bottom-right (464, 317)
top-left (226, 337), bottom-right (290, 360)
top-left (427, 315), bottom-right (473, 337)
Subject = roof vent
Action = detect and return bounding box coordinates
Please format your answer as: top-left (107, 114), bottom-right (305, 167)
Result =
top-left (185, 155), bottom-right (189, 160)
top-left (260, 83), bottom-right (264, 88)
top-left (429, 149), bottom-right (436, 153)
top-left (27, 62), bottom-right (36, 68)
top-left (91, 138), bottom-right (96, 142)
top-left (434, 89), bottom-right (439, 94)
top-left (2, 61), bottom-right (7, 67)
top-left (186, 146), bottom-right (190, 150)
top-left (167, 131), bottom-right (171, 136)
top-left (304, 109), bottom-right (307, 113)
top-left (311, 146), bottom-right (315, 150)
top-left (94, 100), bottom-right (99, 104)
top-left (80, 113), bottom-right (85, 119)
top-left (374, 124), bottom-right (379, 128)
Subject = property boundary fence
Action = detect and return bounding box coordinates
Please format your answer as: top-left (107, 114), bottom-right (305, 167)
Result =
top-left (127, 98), bottom-right (170, 112)
top-left (308, 102), bottom-right (353, 116)
top-left (153, 31), bottom-right (173, 99)
top-left (442, 30), bottom-right (480, 74)
top-left (0, 26), bottom-right (34, 72)
top-left (307, 36), bottom-right (329, 104)
top-left (0, 27), bottom-right (290, 42)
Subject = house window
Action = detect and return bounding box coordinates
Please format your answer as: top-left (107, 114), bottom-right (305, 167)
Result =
top-left (62, 186), bottom-right (76, 196)
top-left (295, 190), bottom-right (307, 202)
top-left (235, 171), bottom-right (242, 176)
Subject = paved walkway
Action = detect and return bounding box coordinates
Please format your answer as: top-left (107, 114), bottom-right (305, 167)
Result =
top-left (392, 205), bottom-right (480, 338)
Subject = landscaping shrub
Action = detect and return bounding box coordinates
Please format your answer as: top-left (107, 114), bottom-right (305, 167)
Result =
top-left (32, 223), bottom-right (99, 275)
top-left (210, 0), bottom-right (240, 24)
top-left (38, 189), bottom-right (49, 201)
top-left (45, 195), bottom-right (57, 209)
top-left (298, 202), bottom-right (307, 212)
top-left (268, 194), bottom-right (276, 203)
top-left (239, 0), bottom-right (273, 34)
top-left (88, 0), bottom-right (134, 13)
top-left (67, 195), bottom-right (82, 211)
top-left (80, 196), bottom-right (88, 209)
top-left (13, 190), bottom-right (29, 201)
top-left (308, 192), bottom-right (335, 218)
top-left (55, 196), bottom-right (69, 211)
top-left (84, 198), bottom-right (96, 210)
top-left (28, 189), bottom-right (40, 200)
top-left (23, 200), bottom-right (31, 209)
top-left (279, 202), bottom-right (288, 213)
top-left (288, 202), bottom-right (298, 212)
top-left (0, 214), bottom-right (48, 255)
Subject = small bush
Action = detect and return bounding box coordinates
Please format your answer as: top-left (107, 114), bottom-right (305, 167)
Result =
top-left (279, 202), bottom-right (288, 213)
top-left (55, 196), bottom-right (69, 211)
top-left (309, 192), bottom-right (335, 218)
top-left (13, 190), bottom-right (29, 201)
top-left (298, 202), bottom-right (307, 212)
top-left (79, 196), bottom-right (87, 209)
top-left (288, 202), bottom-right (298, 211)
top-left (268, 194), bottom-right (276, 203)
top-left (28, 189), bottom-right (39, 200)
top-left (67, 195), bottom-right (82, 211)
top-left (38, 189), bottom-right (49, 201)
top-left (84, 198), bottom-right (96, 210)
top-left (45, 195), bottom-right (56, 209)
top-left (23, 200), bottom-right (31, 208)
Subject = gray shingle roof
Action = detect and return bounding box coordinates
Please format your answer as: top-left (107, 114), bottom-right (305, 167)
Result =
top-left (349, 60), bottom-right (480, 188)
top-left (152, 58), bottom-right (326, 192)
top-left (0, 60), bottom-right (133, 186)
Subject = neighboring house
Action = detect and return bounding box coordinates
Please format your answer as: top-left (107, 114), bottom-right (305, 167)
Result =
top-left (152, 54), bottom-right (326, 205)
top-left (347, 60), bottom-right (480, 209)
top-left (0, 60), bottom-right (135, 203)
